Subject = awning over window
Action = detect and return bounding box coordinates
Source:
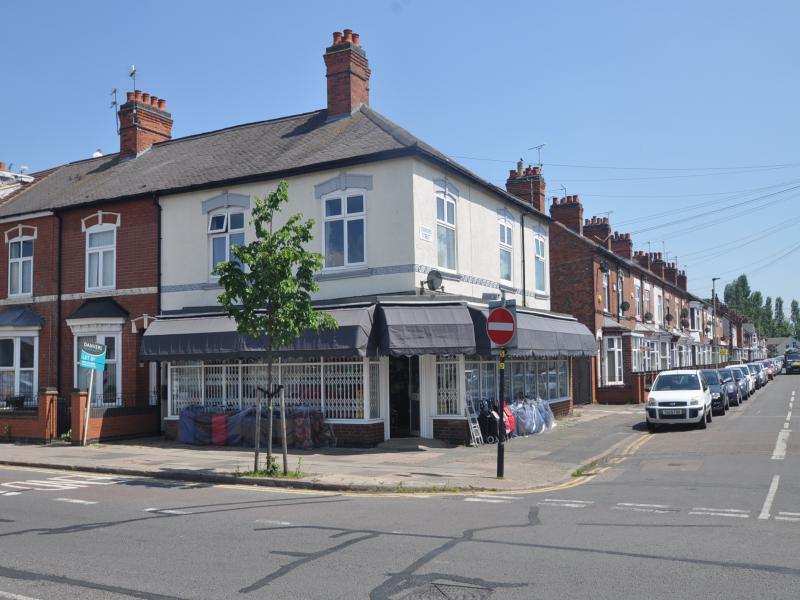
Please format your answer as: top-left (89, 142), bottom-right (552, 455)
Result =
top-left (375, 303), bottom-right (476, 357)
top-left (140, 306), bottom-right (375, 361)
top-left (0, 306), bottom-right (44, 328)
top-left (470, 307), bottom-right (596, 357)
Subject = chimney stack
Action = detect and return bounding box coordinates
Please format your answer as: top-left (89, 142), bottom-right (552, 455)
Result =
top-left (676, 269), bottom-right (688, 291)
top-left (633, 250), bottom-right (651, 271)
top-left (610, 231), bottom-right (633, 259)
top-left (0, 162), bottom-right (6, 172)
top-left (583, 216), bottom-right (612, 249)
top-left (664, 262), bottom-right (678, 286)
top-left (650, 252), bottom-right (666, 279)
top-left (505, 160), bottom-right (546, 212)
top-left (550, 195), bottom-right (583, 233)
top-left (118, 89), bottom-right (173, 158)
top-left (324, 29), bottom-right (371, 119)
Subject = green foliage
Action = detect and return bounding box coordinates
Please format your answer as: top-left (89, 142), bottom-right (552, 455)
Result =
top-left (213, 180), bottom-right (336, 347)
top-left (724, 274), bottom-right (799, 338)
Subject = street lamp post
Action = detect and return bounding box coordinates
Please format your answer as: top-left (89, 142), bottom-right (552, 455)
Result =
top-left (712, 277), bottom-right (720, 367)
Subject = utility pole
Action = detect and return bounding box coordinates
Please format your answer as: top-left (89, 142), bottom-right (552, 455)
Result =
top-left (712, 277), bottom-right (720, 367)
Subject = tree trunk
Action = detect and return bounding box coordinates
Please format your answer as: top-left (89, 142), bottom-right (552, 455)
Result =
top-left (267, 352), bottom-right (274, 466)
top-left (280, 389), bottom-right (288, 475)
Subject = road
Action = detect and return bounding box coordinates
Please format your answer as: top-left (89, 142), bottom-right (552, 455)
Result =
top-left (0, 376), bottom-right (798, 599)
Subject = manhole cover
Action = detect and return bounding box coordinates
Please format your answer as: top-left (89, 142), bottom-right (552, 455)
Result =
top-left (393, 582), bottom-right (492, 599)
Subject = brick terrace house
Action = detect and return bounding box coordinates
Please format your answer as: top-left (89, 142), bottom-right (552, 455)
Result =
top-left (547, 195), bottom-right (736, 404)
top-left (0, 29), bottom-right (595, 446)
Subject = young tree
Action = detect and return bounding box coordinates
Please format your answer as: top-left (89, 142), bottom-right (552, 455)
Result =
top-left (214, 181), bottom-right (336, 473)
top-left (791, 300), bottom-right (800, 337)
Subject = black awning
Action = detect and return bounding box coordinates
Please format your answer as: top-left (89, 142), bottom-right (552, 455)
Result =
top-left (470, 307), bottom-right (597, 357)
top-left (67, 297), bottom-right (129, 320)
top-left (375, 303), bottom-right (476, 357)
top-left (0, 306), bottom-right (44, 327)
top-left (139, 306), bottom-right (375, 361)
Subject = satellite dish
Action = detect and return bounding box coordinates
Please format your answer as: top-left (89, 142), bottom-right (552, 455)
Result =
top-left (426, 270), bottom-right (443, 291)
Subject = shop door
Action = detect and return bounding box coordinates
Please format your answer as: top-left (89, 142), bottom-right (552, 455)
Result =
top-left (389, 356), bottom-right (420, 437)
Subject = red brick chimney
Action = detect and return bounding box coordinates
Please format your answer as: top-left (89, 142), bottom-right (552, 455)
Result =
top-left (505, 160), bottom-right (546, 212)
top-left (550, 195), bottom-right (583, 234)
top-left (583, 216), bottom-right (612, 249)
top-left (650, 252), bottom-right (666, 279)
top-left (677, 269), bottom-right (688, 291)
top-left (118, 90), bottom-right (173, 158)
top-left (610, 231), bottom-right (633, 259)
top-left (0, 162), bottom-right (6, 171)
top-left (324, 29), bottom-right (371, 119)
top-left (664, 262), bottom-right (678, 286)
top-left (633, 250), bottom-right (651, 271)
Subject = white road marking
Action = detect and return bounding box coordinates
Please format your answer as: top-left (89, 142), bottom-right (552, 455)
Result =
top-left (787, 411), bottom-right (793, 420)
top-left (0, 590), bottom-right (45, 600)
top-left (689, 511), bottom-right (749, 518)
top-left (476, 495), bottom-right (515, 501)
top-left (759, 475), bottom-right (781, 520)
top-left (537, 501), bottom-right (589, 508)
top-left (771, 431), bottom-right (790, 460)
top-left (0, 492), bottom-right (20, 497)
top-left (784, 423), bottom-right (790, 430)
top-left (613, 506), bottom-right (672, 514)
top-left (540, 498), bottom-right (594, 504)
top-left (775, 516), bottom-right (800, 522)
top-left (692, 507), bottom-right (748, 513)
top-left (53, 498), bottom-right (97, 505)
top-left (465, 498), bottom-right (509, 504)
top-left (255, 519), bottom-right (293, 526)
top-left (617, 502), bottom-right (671, 509)
top-left (778, 511), bottom-right (800, 517)
top-left (144, 508), bottom-right (190, 515)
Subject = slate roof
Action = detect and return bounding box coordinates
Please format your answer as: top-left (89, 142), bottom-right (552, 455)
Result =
top-left (67, 297), bottom-right (130, 320)
top-left (0, 106), bottom-right (539, 218)
top-left (0, 306), bottom-right (44, 327)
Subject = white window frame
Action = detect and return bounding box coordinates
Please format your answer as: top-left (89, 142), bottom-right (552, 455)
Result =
top-left (616, 272), bottom-right (624, 317)
top-left (656, 294), bottom-right (664, 325)
top-left (631, 335), bottom-right (643, 372)
top-left (208, 209), bottom-right (246, 277)
top-left (643, 287), bottom-right (651, 319)
top-left (85, 224), bottom-right (117, 291)
top-left (321, 189), bottom-right (367, 270)
top-left (498, 214), bottom-right (513, 283)
top-left (534, 236), bottom-right (547, 293)
top-left (0, 334), bottom-right (38, 404)
top-left (602, 272), bottom-right (610, 312)
top-left (436, 188), bottom-right (457, 272)
top-left (8, 235), bottom-right (34, 297)
top-left (604, 336), bottom-right (623, 385)
top-left (73, 332), bottom-right (122, 407)
top-left (634, 282), bottom-right (642, 318)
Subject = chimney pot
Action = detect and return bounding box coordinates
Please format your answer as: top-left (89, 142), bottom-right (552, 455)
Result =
top-left (333, 31), bottom-right (342, 44)
top-left (0, 161), bottom-right (5, 171)
top-left (324, 28), bottom-right (371, 118)
top-left (352, 32), bottom-right (360, 46)
top-left (343, 28), bottom-right (353, 42)
top-left (516, 159), bottom-right (524, 176)
top-left (126, 91), bottom-right (134, 102)
top-left (142, 93), bottom-right (150, 104)
top-left (158, 98), bottom-right (166, 110)
top-left (150, 95), bottom-right (158, 107)
top-left (134, 90), bottom-right (142, 102)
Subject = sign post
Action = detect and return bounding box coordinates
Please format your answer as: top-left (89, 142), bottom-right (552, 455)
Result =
top-left (487, 299), bottom-right (517, 478)
top-left (79, 341), bottom-right (106, 447)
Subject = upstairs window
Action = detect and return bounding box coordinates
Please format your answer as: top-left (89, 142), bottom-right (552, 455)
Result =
top-left (535, 237), bottom-right (547, 292)
top-left (616, 273), bottom-right (623, 317)
top-left (634, 283), bottom-right (641, 317)
top-left (602, 272), bottom-right (610, 311)
top-left (498, 217), bottom-right (512, 282)
top-left (436, 191), bottom-right (456, 270)
top-left (643, 288), bottom-right (651, 318)
top-left (690, 307), bottom-right (700, 330)
top-left (323, 193), bottom-right (365, 268)
top-left (209, 210), bottom-right (245, 274)
top-left (86, 225), bottom-right (116, 290)
top-left (8, 236), bottom-right (33, 296)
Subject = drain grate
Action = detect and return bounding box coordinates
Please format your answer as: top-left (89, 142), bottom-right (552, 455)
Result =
top-left (394, 582), bottom-right (493, 599)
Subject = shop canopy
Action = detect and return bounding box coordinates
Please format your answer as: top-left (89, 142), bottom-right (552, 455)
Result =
top-left (374, 303), bottom-right (476, 357)
top-left (470, 307), bottom-right (596, 357)
top-left (140, 305), bottom-right (376, 361)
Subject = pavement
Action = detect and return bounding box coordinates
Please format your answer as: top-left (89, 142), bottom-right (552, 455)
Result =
top-left (0, 403), bottom-right (645, 492)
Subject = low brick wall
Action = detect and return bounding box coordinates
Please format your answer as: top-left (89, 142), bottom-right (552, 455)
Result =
top-left (330, 421), bottom-right (385, 448)
top-left (549, 398), bottom-right (573, 418)
top-left (0, 392), bottom-right (58, 444)
top-left (597, 386), bottom-right (635, 404)
top-left (71, 392), bottom-right (160, 444)
top-left (433, 419), bottom-right (469, 445)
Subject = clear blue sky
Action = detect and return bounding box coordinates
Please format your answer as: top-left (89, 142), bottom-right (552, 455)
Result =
top-left (3, 1), bottom-right (800, 310)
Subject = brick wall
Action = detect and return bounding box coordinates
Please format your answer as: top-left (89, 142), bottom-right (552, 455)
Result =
top-left (549, 223), bottom-right (596, 332)
top-left (549, 398), bottom-right (572, 418)
top-left (70, 392), bottom-right (159, 443)
top-left (329, 422), bottom-right (384, 448)
top-left (0, 391), bottom-right (58, 443)
top-left (433, 419), bottom-right (469, 445)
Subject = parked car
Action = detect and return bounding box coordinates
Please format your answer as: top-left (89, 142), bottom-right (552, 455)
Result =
top-left (740, 365), bottom-right (757, 394)
top-left (785, 352), bottom-right (800, 374)
top-left (718, 368), bottom-right (741, 407)
top-left (701, 369), bottom-right (729, 415)
top-left (645, 370), bottom-right (713, 431)
top-left (751, 363), bottom-right (768, 387)
top-left (730, 366), bottom-right (750, 400)
top-left (747, 363), bottom-right (764, 388)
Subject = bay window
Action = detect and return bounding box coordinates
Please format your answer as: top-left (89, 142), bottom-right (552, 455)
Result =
top-left (75, 334), bottom-right (121, 406)
top-left (604, 336), bottom-right (623, 384)
top-left (0, 335), bottom-right (37, 406)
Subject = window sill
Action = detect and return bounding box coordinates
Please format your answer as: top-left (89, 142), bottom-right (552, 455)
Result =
top-left (85, 287), bottom-right (116, 294)
top-left (432, 414), bottom-right (467, 420)
top-left (499, 282), bottom-right (515, 292)
top-left (7, 293), bottom-right (33, 300)
top-left (317, 267), bottom-right (370, 281)
top-left (534, 291), bottom-right (549, 299)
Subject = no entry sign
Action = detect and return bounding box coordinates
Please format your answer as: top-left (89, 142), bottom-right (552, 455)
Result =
top-left (487, 306), bottom-right (516, 347)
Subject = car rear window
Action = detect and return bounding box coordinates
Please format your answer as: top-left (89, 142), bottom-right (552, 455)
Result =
top-left (652, 374), bottom-right (701, 391)
top-left (731, 369), bottom-right (743, 380)
top-left (787, 353), bottom-right (800, 361)
top-left (701, 370), bottom-right (720, 385)
top-left (718, 369), bottom-right (733, 383)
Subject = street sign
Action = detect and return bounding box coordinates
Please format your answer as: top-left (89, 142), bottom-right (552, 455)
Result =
top-left (487, 306), bottom-right (516, 347)
top-left (79, 341), bottom-right (106, 372)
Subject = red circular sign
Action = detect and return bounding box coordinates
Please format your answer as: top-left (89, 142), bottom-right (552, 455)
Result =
top-left (487, 307), bottom-right (516, 346)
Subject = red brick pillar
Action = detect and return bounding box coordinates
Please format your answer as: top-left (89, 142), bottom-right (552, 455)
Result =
top-left (38, 388), bottom-right (59, 442)
top-left (71, 391), bottom-right (89, 445)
